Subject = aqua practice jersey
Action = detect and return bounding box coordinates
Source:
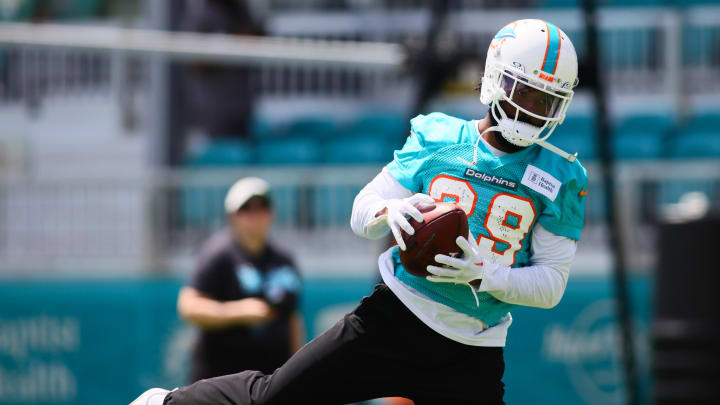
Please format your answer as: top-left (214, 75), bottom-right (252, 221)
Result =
top-left (385, 112), bottom-right (588, 326)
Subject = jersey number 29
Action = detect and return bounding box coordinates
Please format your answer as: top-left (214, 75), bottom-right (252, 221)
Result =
top-left (428, 175), bottom-right (536, 266)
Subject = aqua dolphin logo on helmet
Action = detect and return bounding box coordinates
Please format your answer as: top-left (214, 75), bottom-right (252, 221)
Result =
top-left (480, 19), bottom-right (580, 161)
top-left (494, 26), bottom-right (517, 40)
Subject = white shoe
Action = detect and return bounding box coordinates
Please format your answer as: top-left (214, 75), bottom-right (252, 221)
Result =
top-left (130, 388), bottom-right (170, 405)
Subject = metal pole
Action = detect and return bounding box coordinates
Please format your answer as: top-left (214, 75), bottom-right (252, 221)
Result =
top-left (581, 1), bottom-right (640, 405)
top-left (144, 0), bottom-right (171, 272)
top-left (409, 0), bottom-right (451, 120)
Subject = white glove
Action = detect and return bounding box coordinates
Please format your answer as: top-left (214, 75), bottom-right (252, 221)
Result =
top-left (130, 388), bottom-right (170, 405)
top-left (383, 193), bottom-right (436, 251)
top-left (426, 234), bottom-right (495, 306)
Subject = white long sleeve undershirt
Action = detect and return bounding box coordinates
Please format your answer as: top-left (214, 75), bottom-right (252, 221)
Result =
top-left (351, 168), bottom-right (577, 310)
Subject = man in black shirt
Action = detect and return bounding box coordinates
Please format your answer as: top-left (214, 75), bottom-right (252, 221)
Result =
top-left (177, 177), bottom-right (303, 381)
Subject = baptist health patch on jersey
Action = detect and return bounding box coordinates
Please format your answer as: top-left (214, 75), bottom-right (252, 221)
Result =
top-left (521, 164), bottom-right (561, 201)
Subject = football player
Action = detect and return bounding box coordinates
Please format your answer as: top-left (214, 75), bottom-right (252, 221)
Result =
top-left (131, 19), bottom-right (586, 405)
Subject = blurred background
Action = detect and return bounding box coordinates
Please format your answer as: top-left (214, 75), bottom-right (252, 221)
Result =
top-left (0, 0), bottom-right (719, 404)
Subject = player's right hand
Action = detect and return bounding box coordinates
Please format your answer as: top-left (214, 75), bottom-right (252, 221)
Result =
top-left (385, 193), bottom-right (436, 251)
top-left (130, 388), bottom-right (170, 405)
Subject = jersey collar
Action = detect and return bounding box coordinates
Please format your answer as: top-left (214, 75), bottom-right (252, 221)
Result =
top-left (468, 120), bottom-right (539, 169)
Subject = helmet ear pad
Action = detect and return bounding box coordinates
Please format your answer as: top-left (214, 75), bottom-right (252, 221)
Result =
top-left (479, 69), bottom-right (505, 105)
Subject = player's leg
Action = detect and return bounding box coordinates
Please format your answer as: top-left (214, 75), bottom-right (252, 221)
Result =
top-left (407, 345), bottom-right (506, 405)
top-left (358, 285), bottom-right (506, 405)
top-left (162, 282), bottom-right (506, 405)
top-left (163, 284), bottom-right (419, 405)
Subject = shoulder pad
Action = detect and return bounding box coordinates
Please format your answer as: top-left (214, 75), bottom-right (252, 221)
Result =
top-left (409, 112), bottom-right (472, 151)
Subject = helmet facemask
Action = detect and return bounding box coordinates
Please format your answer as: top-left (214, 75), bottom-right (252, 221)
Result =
top-left (483, 64), bottom-right (574, 147)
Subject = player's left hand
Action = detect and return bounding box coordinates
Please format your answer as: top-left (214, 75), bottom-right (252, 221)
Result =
top-left (427, 235), bottom-right (485, 286)
top-left (426, 235), bottom-right (497, 306)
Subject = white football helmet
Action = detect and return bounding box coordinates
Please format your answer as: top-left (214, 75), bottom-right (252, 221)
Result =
top-left (479, 19), bottom-right (579, 159)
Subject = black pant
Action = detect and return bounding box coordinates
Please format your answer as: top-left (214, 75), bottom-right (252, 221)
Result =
top-left (165, 284), bottom-right (505, 405)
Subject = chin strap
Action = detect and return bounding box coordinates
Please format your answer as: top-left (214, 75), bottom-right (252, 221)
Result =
top-left (459, 121), bottom-right (578, 165)
top-left (497, 101), bottom-right (579, 163)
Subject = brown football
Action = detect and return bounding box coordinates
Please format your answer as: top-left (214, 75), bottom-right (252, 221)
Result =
top-left (398, 202), bottom-right (469, 277)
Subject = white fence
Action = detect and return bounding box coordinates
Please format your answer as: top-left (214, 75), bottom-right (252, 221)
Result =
top-left (1, 161), bottom-right (719, 276)
top-left (0, 166), bottom-right (384, 276)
